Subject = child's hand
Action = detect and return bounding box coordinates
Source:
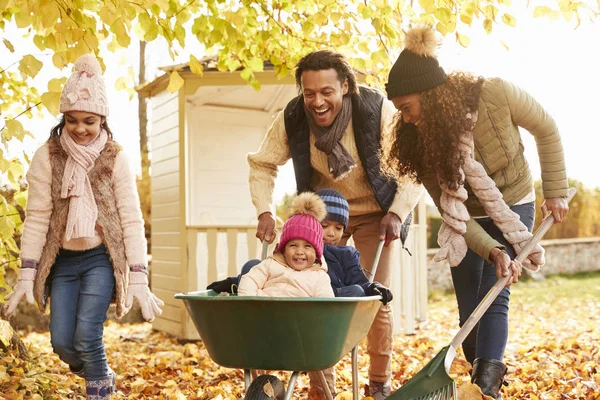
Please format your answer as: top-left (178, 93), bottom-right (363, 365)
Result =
top-left (366, 282), bottom-right (394, 305)
top-left (125, 271), bottom-right (164, 321)
top-left (207, 277), bottom-right (237, 294)
top-left (3, 268), bottom-right (36, 319)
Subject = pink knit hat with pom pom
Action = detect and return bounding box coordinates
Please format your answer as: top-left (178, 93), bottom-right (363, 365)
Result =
top-left (60, 54), bottom-right (109, 116)
top-left (278, 192), bottom-right (327, 259)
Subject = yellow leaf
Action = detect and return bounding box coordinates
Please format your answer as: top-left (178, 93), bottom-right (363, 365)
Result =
top-left (3, 39), bottom-right (14, 52)
top-left (52, 52), bottom-right (67, 69)
top-left (460, 13), bottom-right (473, 25)
top-left (14, 7), bottom-right (31, 28)
top-left (5, 120), bottom-right (23, 141)
top-left (533, 6), bottom-right (552, 18)
top-left (14, 191), bottom-right (27, 209)
top-left (457, 382), bottom-right (486, 399)
top-left (0, 215), bottom-right (16, 238)
top-left (248, 58), bottom-right (264, 72)
top-left (435, 7), bottom-right (451, 24)
top-left (47, 77), bottom-right (67, 93)
top-left (18, 55), bottom-right (43, 79)
top-left (167, 70), bottom-right (184, 93)
top-left (263, 381), bottom-right (274, 397)
top-left (419, 0), bottom-right (435, 14)
top-left (145, 24), bottom-right (159, 41)
top-left (189, 55), bottom-right (204, 76)
top-left (483, 18), bottom-right (493, 34)
top-left (41, 92), bottom-right (62, 116)
top-left (0, 320), bottom-right (13, 348)
top-left (115, 77), bottom-right (130, 91)
top-left (10, 158), bottom-right (25, 178)
top-left (502, 13), bottom-right (517, 27)
top-left (303, 20), bottom-right (315, 36)
top-left (456, 32), bottom-right (470, 47)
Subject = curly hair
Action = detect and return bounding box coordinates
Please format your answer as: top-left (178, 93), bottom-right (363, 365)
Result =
top-left (295, 50), bottom-right (359, 96)
top-left (382, 72), bottom-right (485, 190)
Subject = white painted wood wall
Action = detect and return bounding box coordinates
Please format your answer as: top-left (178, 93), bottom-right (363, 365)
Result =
top-left (149, 89), bottom-right (186, 337)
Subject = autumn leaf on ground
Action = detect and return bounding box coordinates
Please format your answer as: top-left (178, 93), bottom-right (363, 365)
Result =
top-left (449, 357), bottom-right (472, 377)
top-left (263, 381), bottom-right (274, 397)
top-left (457, 382), bottom-right (494, 399)
top-left (1, 273), bottom-right (598, 398)
top-left (335, 391), bottom-right (353, 400)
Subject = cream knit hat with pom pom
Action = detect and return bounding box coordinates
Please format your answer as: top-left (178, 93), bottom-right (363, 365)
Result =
top-left (60, 54), bottom-right (109, 116)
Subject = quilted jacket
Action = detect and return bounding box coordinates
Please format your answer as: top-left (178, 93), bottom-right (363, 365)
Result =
top-left (421, 77), bottom-right (568, 261)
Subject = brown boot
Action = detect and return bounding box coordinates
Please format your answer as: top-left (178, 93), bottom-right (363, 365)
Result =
top-left (471, 358), bottom-right (507, 399)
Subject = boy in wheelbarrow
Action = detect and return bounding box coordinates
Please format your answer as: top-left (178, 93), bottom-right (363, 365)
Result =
top-left (208, 189), bottom-right (394, 398)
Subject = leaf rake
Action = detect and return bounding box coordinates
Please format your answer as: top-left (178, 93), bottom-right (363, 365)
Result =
top-left (387, 188), bottom-right (576, 400)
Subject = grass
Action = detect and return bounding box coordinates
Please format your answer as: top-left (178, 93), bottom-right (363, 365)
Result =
top-left (513, 270), bottom-right (600, 300)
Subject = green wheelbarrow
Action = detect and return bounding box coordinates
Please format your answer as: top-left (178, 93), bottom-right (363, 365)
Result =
top-left (175, 290), bottom-right (382, 399)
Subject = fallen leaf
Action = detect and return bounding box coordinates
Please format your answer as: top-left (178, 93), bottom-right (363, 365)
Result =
top-left (263, 380), bottom-right (275, 397)
top-left (335, 391), bottom-right (353, 400)
top-left (457, 382), bottom-right (485, 399)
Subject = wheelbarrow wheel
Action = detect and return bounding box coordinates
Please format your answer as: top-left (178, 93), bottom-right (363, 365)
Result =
top-left (245, 374), bottom-right (285, 400)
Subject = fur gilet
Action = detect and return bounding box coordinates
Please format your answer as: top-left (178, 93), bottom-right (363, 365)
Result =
top-left (33, 136), bottom-right (129, 318)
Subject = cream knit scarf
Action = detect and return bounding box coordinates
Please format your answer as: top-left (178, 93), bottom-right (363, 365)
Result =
top-left (433, 112), bottom-right (544, 271)
top-left (60, 128), bottom-right (108, 240)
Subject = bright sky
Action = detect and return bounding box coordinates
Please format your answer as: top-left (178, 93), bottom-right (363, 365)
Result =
top-left (2, 4), bottom-right (599, 202)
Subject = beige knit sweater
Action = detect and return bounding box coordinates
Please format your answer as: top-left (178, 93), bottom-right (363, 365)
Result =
top-left (20, 143), bottom-right (148, 267)
top-left (248, 99), bottom-right (423, 220)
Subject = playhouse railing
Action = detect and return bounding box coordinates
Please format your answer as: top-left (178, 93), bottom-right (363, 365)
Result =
top-left (185, 198), bottom-right (428, 335)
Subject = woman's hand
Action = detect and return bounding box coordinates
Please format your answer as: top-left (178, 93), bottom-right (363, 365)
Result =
top-left (490, 248), bottom-right (522, 287)
top-left (541, 197), bottom-right (569, 223)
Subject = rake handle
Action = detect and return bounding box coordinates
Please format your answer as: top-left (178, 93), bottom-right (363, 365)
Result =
top-left (368, 240), bottom-right (385, 283)
top-left (449, 188), bottom-right (576, 350)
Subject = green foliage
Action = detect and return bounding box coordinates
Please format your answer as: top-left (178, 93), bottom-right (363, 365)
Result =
top-left (2, 0), bottom-right (598, 116)
top-left (0, 182), bottom-right (27, 300)
top-left (534, 179), bottom-right (600, 239)
top-left (275, 192), bottom-right (295, 221)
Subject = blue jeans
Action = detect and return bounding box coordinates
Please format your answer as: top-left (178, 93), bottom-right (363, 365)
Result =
top-left (450, 202), bottom-right (535, 363)
top-left (49, 244), bottom-right (115, 381)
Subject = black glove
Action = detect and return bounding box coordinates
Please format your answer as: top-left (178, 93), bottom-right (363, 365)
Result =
top-left (367, 282), bottom-right (393, 305)
top-left (207, 277), bottom-right (237, 294)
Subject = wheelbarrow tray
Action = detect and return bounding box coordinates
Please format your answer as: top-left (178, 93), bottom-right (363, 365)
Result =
top-left (176, 290), bottom-right (381, 371)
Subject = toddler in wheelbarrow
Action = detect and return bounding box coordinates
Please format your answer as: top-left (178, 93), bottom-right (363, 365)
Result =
top-left (195, 190), bottom-right (395, 399)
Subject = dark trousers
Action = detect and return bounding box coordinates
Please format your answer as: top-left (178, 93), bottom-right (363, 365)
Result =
top-left (450, 202), bottom-right (535, 363)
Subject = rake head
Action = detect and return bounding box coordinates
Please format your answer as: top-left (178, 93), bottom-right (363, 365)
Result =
top-left (387, 346), bottom-right (457, 400)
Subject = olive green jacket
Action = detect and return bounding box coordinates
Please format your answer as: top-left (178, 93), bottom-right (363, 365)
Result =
top-left (423, 78), bottom-right (568, 262)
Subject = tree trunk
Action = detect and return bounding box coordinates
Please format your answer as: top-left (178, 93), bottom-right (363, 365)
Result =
top-left (138, 40), bottom-right (151, 253)
top-left (139, 40), bottom-right (149, 183)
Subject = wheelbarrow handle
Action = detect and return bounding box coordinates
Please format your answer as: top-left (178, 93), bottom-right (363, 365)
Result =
top-left (261, 241), bottom-right (269, 261)
top-left (449, 187), bottom-right (577, 351)
top-left (368, 240), bottom-right (385, 283)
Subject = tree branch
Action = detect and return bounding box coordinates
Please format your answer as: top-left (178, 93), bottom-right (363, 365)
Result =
top-left (0, 103), bottom-right (42, 133)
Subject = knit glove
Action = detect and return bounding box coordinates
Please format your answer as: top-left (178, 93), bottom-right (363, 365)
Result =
top-left (125, 272), bottom-right (164, 322)
top-left (366, 282), bottom-right (394, 306)
top-left (207, 277), bottom-right (238, 294)
top-left (3, 268), bottom-right (36, 318)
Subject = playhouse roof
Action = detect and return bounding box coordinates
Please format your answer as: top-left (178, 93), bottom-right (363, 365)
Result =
top-left (137, 56), bottom-right (281, 97)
